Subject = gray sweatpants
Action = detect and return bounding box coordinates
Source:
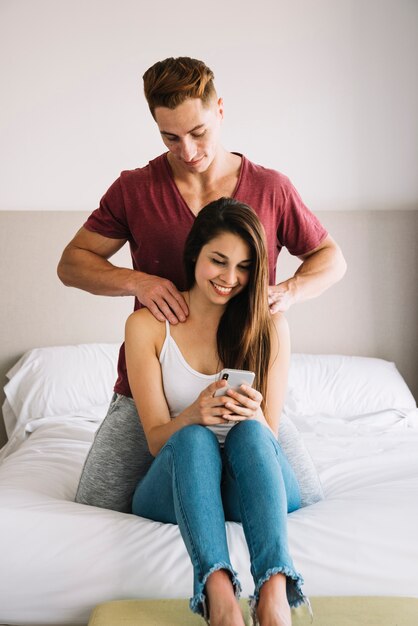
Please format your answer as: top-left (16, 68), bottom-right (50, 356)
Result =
top-left (75, 393), bottom-right (154, 513)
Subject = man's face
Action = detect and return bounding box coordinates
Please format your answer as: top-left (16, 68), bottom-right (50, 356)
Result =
top-left (154, 97), bottom-right (224, 173)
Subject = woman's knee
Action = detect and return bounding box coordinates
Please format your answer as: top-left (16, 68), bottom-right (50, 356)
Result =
top-left (168, 424), bottom-right (219, 451)
top-left (225, 418), bottom-right (269, 449)
top-left (165, 425), bottom-right (221, 473)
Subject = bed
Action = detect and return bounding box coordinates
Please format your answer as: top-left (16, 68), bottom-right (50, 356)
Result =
top-left (0, 343), bottom-right (417, 626)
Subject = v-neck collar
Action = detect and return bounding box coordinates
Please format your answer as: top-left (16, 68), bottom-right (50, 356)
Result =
top-left (162, 152), bottom-right (246, 219)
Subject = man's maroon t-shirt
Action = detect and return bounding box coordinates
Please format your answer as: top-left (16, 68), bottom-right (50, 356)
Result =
top-left (84, 152), bottom-right (328, 397)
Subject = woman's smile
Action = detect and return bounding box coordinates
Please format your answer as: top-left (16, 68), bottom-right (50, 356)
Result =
top-left (210, 281), bottom-right (235, 296)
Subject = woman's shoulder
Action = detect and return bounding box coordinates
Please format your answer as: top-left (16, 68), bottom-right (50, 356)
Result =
top-left (270, 311), bottom-right (290, 334)
top-left (125, 308), bottom-right (166, 345)
top-left (269, 312), bottom-right (290, 357)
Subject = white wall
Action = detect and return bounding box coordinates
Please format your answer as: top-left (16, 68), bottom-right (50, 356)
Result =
top-left (1, 0), bottom-right (417, 213)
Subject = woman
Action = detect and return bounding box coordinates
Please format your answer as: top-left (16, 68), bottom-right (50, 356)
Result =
top-left (125, 197), bottom-right (307, 626)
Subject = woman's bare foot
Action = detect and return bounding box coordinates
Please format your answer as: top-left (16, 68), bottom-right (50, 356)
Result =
top-left (205, 569), bottom-right (245, 626)
top-left (256, 573), bottom-right (292, 626)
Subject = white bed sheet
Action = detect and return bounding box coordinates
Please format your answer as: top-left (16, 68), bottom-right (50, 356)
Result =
top-left (1, 411), bottom-right (418, 626)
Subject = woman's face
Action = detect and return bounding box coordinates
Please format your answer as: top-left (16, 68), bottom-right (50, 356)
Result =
top-left (154, 97), bottom-right (224, 174)
top-left (194, 232), bottom-right (252, 303)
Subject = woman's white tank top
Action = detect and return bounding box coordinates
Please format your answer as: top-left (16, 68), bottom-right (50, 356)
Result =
top-left (159, 320), bottom-right (236, 445)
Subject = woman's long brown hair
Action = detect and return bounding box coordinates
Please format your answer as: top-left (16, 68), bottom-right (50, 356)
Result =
top-left (183, 198), bottom-right (273, 409)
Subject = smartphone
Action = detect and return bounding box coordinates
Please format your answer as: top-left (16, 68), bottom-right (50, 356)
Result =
top-left (214, 368), bottom-right (255, 397)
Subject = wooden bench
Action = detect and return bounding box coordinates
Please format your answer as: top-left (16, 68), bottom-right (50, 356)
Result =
top-left (88, 596), bottom-right (418, 625)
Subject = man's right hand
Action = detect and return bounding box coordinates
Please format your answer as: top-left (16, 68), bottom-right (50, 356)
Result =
top-left (134, 273), bottom-right (189, 324)
top-left (58, 227), bottom-right (188, 324)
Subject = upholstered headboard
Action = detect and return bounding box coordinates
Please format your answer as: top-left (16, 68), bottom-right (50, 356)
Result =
top-left (1, 210), bottom-right (417, 446)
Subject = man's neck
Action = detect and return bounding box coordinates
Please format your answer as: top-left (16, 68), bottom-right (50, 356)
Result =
top-left (167, 147), bottom-right (238, 190)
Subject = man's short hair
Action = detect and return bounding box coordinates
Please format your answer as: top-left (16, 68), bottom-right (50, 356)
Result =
top-left (143, 56), bottom-right (216, 118)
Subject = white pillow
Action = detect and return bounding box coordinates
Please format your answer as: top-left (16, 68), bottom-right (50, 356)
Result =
top-left (4, 344), bottom-right (120, 431)
top-left (285, 354), bottom-right (416, 419)
top-left (4, 347), bottom-right (416, 437)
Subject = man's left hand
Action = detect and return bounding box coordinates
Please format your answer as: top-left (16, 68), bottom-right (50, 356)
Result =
top-left (268, 282), bottom-right (294, 314)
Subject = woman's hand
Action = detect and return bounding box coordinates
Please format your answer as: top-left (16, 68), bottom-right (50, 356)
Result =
top-left (180, 379), bottom-right (237, 426)
top-left (221, 385), bottom-right (264, 422)
top-left (222, 385), bottom-right (277, 433)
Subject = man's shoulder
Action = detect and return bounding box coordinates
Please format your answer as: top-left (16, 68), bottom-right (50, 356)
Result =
top-left (119, 153), bottom-right (167, 186)
top-left (242, 155), bottom-right (292, 189)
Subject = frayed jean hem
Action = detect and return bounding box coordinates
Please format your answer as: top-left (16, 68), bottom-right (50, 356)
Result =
top-left (248, 566), bottom-right (312, 625)
top-left (189, 561), bottom-right (242, 624)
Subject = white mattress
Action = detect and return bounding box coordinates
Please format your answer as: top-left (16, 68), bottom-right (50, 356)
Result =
top-left (1, 347), bottom-right (417, 625)
top-left (1, 411), bottom-right (418, 626)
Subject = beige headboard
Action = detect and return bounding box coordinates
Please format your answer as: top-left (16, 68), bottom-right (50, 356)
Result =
top-left (1, 210), bottom-right (417, 447)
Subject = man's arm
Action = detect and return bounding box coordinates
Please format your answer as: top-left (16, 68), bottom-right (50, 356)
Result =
top-left (57, 227), bottom-right (189, 323)
top-left (268, 234), bottom-right (347, 313)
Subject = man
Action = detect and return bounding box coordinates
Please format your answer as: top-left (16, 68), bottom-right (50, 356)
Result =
top-left (58, 57), bottom-right (346, 513)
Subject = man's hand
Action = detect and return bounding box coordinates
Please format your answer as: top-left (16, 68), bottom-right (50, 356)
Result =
top-left (57, 227), bottom-right (189, 324)
top-left (135, 274), bottom-right (189, 324)
top-left (268, 235), bottom-right (347, 314)
top-left (268, 282), bottom-right (294, 314)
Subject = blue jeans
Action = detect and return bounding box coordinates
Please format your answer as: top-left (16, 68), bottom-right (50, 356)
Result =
top-left (132, 420), bottom-right (305, 620)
